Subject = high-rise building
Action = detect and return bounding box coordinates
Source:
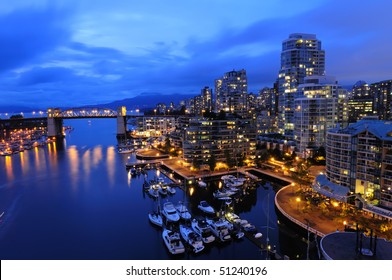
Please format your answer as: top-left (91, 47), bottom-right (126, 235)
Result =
top-left (215, 69), bottom-right (248, 116)
top-left (182, 117), bottom-right (256, 169)
top-left (201, 86), bottom-right (213, 113)
top-left (348, 81), bottom-right (373, 123)
top-left (325, 119), bottom-right (392, 210)
top-left (370, 80), bottom-right (392, 120)
top-left (294, 75), bottom-right (339, 157)
top-left (278, 33), bottom-right (325, 136)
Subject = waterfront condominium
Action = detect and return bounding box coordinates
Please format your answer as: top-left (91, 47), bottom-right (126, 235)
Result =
top-left (324, 119), bottom-right (392, 210)
top-left (294, 75), bottom-right (347, 158)
top-left (181, 116), bottom-right (257, 169)
top-left (277, 33), bottom-right (325, 136)
top-left (214, 69), bottom-right (248, 116)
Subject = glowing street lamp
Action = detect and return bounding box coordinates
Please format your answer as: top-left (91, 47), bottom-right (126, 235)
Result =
top-left (296, 197), bottom-right (301, 210)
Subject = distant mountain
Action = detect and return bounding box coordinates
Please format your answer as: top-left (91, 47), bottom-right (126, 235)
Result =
top-left (93, 93), bottom-right (195, 111)
top-left (0, 105), bottom-right (42, 114)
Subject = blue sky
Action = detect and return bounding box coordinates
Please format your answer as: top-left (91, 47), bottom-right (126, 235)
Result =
top-left (0, 0), bottom-right (391, 108)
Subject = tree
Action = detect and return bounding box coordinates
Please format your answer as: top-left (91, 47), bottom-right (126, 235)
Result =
top-left (292, 160), bottom-right (312, 189)
top-left (208, 153), bottom-right (217, 171)
top-left (224, 150), bottom-right (235, 168)
top-left (10, 114), bottom-right (23, 119)
top-left (164, 137), bottom-right (171, 153)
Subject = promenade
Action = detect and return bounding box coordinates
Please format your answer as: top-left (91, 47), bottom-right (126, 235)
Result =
top-left (136, 149), bottom-right (392, 241)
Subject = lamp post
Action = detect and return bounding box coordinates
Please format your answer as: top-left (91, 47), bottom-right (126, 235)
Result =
top-left (296, 197), bottom-right (301, 211)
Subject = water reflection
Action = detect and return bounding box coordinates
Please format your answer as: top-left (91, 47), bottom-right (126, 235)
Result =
top-left (92, 146), bottom-right (102, 168)
top-left (82, 149), bottom-right (91, 181)
top-left (106, 146), bottom-right (115, 187)
top-left (19, 151), bottom-right (27, 176)
top-left (68, 146), bottom-right (80, 190)
top-left (5, 156), bottom-right (14, 181)
top-left (47, 142), bottom-right (58, 172)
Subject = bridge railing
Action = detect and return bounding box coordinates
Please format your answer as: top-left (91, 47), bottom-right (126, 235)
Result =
top-left (53, 108), bottom-right (118, 118)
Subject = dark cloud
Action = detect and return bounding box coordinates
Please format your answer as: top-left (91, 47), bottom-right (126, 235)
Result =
top-left (1, 0), bottom-right (392, 108)
top-left (0, 6), bottom-right (72, 72)
top-left (17, 67), bottom-right (76, 86)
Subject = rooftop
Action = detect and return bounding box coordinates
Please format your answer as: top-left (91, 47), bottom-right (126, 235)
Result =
top-left (321, 232), bottom-right (392, 260)
top-left (329, 119), bottom-right (392, 140)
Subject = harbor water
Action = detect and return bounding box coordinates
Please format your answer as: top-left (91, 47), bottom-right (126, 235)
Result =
top-left (0, 118), bottom-right (310, 260)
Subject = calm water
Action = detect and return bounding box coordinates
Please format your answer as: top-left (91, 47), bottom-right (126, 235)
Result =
top-left (0, 118), bottom-right (307, 260)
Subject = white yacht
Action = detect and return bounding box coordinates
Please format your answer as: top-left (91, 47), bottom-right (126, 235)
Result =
top-left (179, 225), bottom-right (204, 253)
top-left (191, 219), bottom-right (215, 244)
top-left (148, 211), bottom-right (163, 227)
top-left (206, 218), bottom-right (231, 242)
top-left (175, 202), bottom-right (192, 220)
top-left (198, 201), bottom-right (215, 215)
top-left (162, 202), bottom-right (180, 222)
top-left (162, 229), bottom-right (185, 255)
top-left (213, 189), bottom-right (235, 199)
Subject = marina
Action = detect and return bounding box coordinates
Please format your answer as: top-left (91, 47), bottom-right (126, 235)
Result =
top-left (0, 118), bottom-right (315, 260)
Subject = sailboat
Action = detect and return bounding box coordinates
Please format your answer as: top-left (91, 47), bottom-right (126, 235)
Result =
top-left (148, 196), bottom-right (163, 227)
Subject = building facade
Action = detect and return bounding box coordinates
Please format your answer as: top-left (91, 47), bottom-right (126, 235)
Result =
top-left (294, 75), bottom-right (340, 158)
top-left (182, 117), bottom-right (256, 169)
top-left (135, 116), bottom-right (177, 137)
top-left (370, 80), bottom-right (392, 120)
top-left (348, 81), bottom-right (373, 123)
top-left (215, 69), bottom-right (248, 116)
top-left (278, 33), bottom-right (325, 136)
top-left (326, 119), bottom-right (392, 209)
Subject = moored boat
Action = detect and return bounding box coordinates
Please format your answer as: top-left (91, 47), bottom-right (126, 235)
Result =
top-left (162, 229), bottom-right (185, 255)
top-left (175, 202), bottom-right (192, 220)
top-left (206, 217), bottom-right (231, 242)
top-left (198, 180), bottom-right (207, 188)
top-left (162, 202), bottom-right (180, 222)
top-left (198, 201), bottom-right (215, 215)
top-left (148, 212), bottom-right (163, 227)
top-left (191, 219), bottom-right (215, 244)
top-left (179, 225), bottom-right (204, 253)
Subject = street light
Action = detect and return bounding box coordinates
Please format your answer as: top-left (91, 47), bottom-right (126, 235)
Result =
top-left (296, 197), bottom-right (301, 211)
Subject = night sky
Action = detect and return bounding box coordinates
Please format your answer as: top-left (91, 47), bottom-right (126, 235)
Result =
top-left (0, 0), bottom-right (391, 108)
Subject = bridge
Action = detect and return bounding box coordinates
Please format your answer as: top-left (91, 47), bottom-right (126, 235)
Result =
top-left (0, 106), bottom-right (137, 140)
top-left (51, 108), bottom-right (118, 118)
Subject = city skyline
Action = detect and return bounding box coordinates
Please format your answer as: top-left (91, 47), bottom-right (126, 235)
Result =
top-left (0, 0), bottom-right (391, 108)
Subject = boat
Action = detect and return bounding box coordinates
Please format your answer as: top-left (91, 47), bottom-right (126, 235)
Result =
top-left (129, 168), bottom-right (137, 177)
top-left (179, 225), bottom-right (204, 253)
top-left (148, 211), bottom-right (163, 227)
top-left (161, 202), bottom-right (180, 222)
top-left (156, 176), bottom-right (165, 183)
top-left (222, 174), bottom-right (246, 187)
top-left (158, 185), bottom-right (168, 196)
top-left (213, 189), bottom-right (235, 199)
top-left (162, 229), bottom-right (185, 255)
top-left (198, 201), bottom-right (215, 214)
top-left (118, 148), bottom-right (134, 154)
top-left (148, 188), bottom-right (159, 198)
top-left (206, 218), bottom-right (231, 242)
top-left (191, 219), bottom-right (215, 244)
top-left (148, 196), bottom-right (163, 227)
top-left (198, 180), bottom-right (207, 188)
top-left (225, 212), bottom-right (241, 224)
top-left (241, 223), bottom-right (257, 233)
top-left (175, 202), bottom-right (192, 220)
top-left (254, 232), bottom-right (263, 238)
top-left (167, 186), bottom-right (176, 194)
